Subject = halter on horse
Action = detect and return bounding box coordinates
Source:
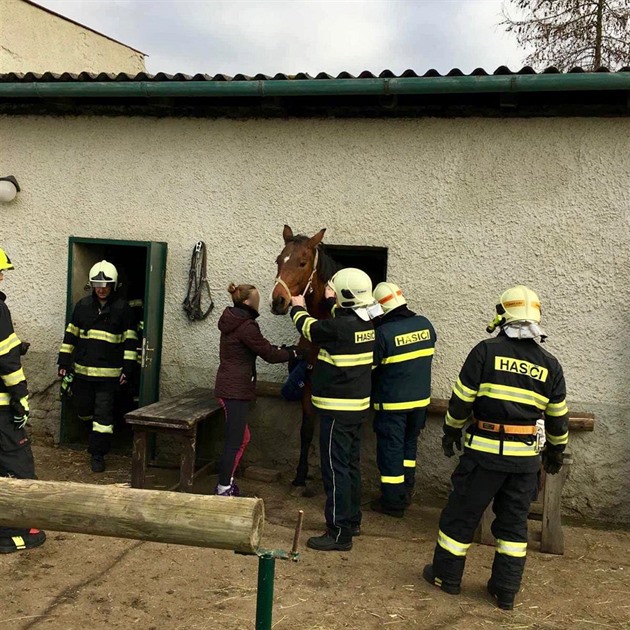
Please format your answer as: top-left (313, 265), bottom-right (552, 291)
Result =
top-left (271, 224), bottom-right (339, 491)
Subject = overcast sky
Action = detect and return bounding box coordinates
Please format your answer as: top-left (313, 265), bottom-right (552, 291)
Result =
top-left (35, 0), bottom-right (526, 76)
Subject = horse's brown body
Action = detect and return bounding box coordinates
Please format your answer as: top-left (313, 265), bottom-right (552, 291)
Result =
top-left (271, 225), bottom-right (338, 490)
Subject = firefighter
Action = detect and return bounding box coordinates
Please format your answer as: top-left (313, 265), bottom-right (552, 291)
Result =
top-left (290, 268), bottom-right (379, 551)
top-left (370, 282), bottom-right (436, 517)
top-left (423, 285), bottom-right (569, 610)
top-left (0, 248), bottom-right (46, 553)
top-left (58, 261), bottom-right (138, 473)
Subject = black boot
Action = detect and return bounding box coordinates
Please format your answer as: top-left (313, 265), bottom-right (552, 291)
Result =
top-left (307, 530), bottom-right (352, 552)
top-left (0, 529), bottom-right (46, 554)
top-left (370, 498), bottom-right (405, 518)
top-left (487, 580), bottom-right (515, 610)
top-left (91, 454), bottom-right (105, 473)
top-left (351, 524), bottom-right (361, 537)
top-left (422, 564), bottom-right (461, 595)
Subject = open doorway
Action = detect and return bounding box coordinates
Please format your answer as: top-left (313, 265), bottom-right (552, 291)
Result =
top-left (60, 237), bottom-right (167, 452)
top-left (324, 244), bottom-right (388, 287)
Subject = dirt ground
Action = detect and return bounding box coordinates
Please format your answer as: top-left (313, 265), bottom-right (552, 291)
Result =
top-left (0, 441), bottom-right (629, 630)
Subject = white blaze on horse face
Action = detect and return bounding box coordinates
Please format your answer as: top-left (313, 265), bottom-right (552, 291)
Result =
top-left (283, 255), bottom-right (291, 263)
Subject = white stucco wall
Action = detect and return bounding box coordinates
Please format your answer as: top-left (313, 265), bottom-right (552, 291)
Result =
top-left (0, 115), bottom-right (628, 523)
top-left (0, 0), bottom-right (145, 74)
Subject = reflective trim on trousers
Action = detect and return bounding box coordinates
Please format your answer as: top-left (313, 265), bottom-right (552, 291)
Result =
top-left (381, 475), bottom-right (404, 484)
top-left (92, 421), bottom-right (114, 434)
top-left (496, 538), bottom-right (527, 558)
top-left (437, 529), bottom-right (471, 557)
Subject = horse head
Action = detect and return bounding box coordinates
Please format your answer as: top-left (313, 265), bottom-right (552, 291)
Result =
top-left (271, 224), bottom-right (326, 315)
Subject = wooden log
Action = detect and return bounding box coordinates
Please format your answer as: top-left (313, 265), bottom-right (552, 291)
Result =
top-left (540, 454), bottom-right (572, 555)
top-left (0, 478), bottom-right (264, 553)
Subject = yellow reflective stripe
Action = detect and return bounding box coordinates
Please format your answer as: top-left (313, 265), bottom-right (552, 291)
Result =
top-left (403, 459), bottom-right (416, 468)
top-left (74, 364), bottom-right (122, 378)
top-left (453, 377), bottom-right (477, 403)
top-left (466, 434), bottom-right (538, 457)
top-left (373, 398), bottom-right (430, 411)
top-left (0, 392), bottom-right (11, 405)
top-left (80, 330), bottom-right (123, 343)
top-left (59, 343), bottom-right (75, 354)
top-left (92, 421), bottom-right (114, 434)
top-left (124, 350), bottom-right (138, 361)
top-left (477, 383), bottom-right (549, 410)
top-left (437, 530), bottom-right (471, 557)
top-left (123, 329), bottom-right (138, 341)
top-left (1, 368), bottom-right (25, 387)
top-left (381, 475), bottom-right (404, 484)
top-left (381, 347), bottom-right (435, 364)
top-left (445, 410), bottom-right (468, 429)
top-left (78, 415), bottom-right (93, 421)
top-left (496, 539), bottom-right (527, 558)
top-left (66, 323), bottom-right (80, 336)
top-left (546, 400), bottom-right (569, 417)
top-left (546, 431), bottom-right (569, 446)
top-left (311, 395), bottom-right (370, 412)
top-left (0, 333), bottom-right (20, 357)
top-left (318, 349), bottom-right (373, 367)
top-left (128, 299), bottom-right (143, 308)
top-left (292, 310), bottom-right (316, 342)
top-left (11, 536), bottom-right (26, 550)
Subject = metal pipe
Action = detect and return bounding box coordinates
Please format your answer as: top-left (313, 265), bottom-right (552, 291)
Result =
top-left (0, 73), bottom-right (629, 99)
top-left (255, 552), bottom-right (276, 630)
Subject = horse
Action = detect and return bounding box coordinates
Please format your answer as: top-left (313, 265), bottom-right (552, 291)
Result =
top-left (271, 224), bottom-right (340, 494)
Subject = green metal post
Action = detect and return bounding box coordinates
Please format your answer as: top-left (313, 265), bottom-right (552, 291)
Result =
top-left (255, 552), bottom-right (276, 630)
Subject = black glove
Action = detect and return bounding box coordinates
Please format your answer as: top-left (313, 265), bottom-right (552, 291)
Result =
top-left (442, 426), bottom-right (462, 458)
top-left (542, 446), bottom-right (564, 475)
top-left (19, 341), bottom-right (30, 356)
top-left (285, 345), bottom-right (308, 361)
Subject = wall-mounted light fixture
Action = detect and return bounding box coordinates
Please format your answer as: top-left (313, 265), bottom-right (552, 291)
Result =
top-left (0, 176), bottom-right (20, 202)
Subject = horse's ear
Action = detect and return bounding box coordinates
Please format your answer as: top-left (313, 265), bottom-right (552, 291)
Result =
top-left (283, 225), bottom-right (294, 243)
top-left (307, 228), bottom-right (326, 249)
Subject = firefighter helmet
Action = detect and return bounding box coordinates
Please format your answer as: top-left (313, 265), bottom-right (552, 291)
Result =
top-left (0, 248), bottom-right (14, 272)
top-left (328, 268), bottom-right (374, 310)
top-left (89, 260), bottom-right (118, 288)
top-left (487, 285), bottom-right (541, 333)
top-left (373, 282), bottom-right (407, 313)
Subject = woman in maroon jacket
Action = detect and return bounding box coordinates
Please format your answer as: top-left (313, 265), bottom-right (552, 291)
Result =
top-left (214, 283), bottom-right (298, 496)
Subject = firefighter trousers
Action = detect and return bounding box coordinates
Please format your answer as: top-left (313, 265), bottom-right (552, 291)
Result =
top-left (431, 453), bottom-right (538, 594)
top-left (374, 408), bottom-right (426, 509)
top-left (0, 409), bottom-right (37, 536)
top-left (72, 378), bottom-right (119, 457)
top-left (319, 414), bottom-right (363, 543)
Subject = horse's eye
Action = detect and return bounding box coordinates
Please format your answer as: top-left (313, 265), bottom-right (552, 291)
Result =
top-left (299, 262), bottom-right (307, 268)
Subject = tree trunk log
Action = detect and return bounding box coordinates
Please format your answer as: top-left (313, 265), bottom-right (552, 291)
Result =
top-left (0, 479), bottom-right (264, 553)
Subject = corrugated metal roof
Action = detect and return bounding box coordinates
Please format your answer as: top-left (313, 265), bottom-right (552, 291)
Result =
top-left (1, 66), bottom-right (629, 82)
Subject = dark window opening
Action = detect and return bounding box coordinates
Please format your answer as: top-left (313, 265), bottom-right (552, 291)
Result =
top-left (324, 244), bottom-right (388, 288)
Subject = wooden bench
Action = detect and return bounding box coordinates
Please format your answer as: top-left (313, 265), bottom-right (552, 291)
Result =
top-left (125, 388), bottom-right (223, 492)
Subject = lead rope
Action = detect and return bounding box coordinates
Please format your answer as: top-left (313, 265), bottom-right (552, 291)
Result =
top-left (183, 241), bottom-right (214, 321)
top-left (272, 248), bottom-right (319, 302)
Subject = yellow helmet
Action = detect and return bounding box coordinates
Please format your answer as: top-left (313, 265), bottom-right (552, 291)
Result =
top-left (373, 282), bottom-right (407, 313)
top-left (329, 268), bottom-right (374, 310)
top-left (487, 285), bottom-right (541, 333)
top-left (89, 260), bottom-right (118, 288)
top-left (0, 248), bottom-right (14, 272)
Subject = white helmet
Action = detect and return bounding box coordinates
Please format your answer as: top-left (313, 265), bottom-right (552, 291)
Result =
top-left (329, 268), bottom-right (374, 310)
top-left (487, 285), bottom-right (541, 333)
top-left (89, 260), bottom-right (118, 288)
top-left (373, 282), bottom-right (407, 313)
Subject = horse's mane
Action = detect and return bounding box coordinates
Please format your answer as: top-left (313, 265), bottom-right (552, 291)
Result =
top-left (287, 234), bottom-right (341, 283)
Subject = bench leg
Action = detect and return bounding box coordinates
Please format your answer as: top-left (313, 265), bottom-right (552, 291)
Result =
top-left (179, 433), bottom-right (197, 493)
top-left (131, 430), bottom-right (148, 489)
top-left (541, 461), bottom-right (570, 555)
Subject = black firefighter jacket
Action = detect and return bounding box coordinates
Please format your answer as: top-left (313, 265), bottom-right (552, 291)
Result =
top-left (58, 293), bottom-right (138, 381)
